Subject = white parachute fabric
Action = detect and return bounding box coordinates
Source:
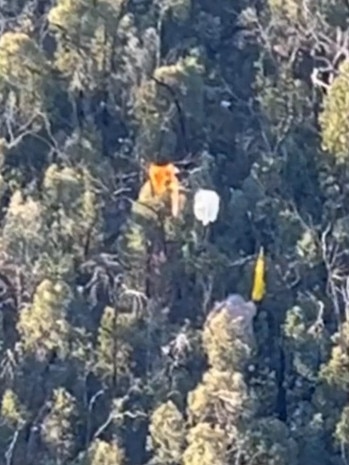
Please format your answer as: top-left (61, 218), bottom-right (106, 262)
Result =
top-left (193, 189), bottom-right (220, 226)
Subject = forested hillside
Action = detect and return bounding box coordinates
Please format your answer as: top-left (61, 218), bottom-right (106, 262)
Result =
top-left (0, 0), bottom-right (349, 464)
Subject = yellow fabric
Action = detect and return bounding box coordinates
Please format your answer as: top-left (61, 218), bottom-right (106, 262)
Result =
top-left (251, 246), bottom-right (266, 302)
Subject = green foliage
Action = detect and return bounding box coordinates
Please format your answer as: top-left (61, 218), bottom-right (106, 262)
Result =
top-left (202, 303), bottom-right (255, 371)
top-left (1, 389), bottom-right (27, 429)
top-left (43, 163), bottom-right (100, 260)
top-left (244, 417), bottom-right (298, 465)
top-left (148, 400), bottom-right (185, 464)
top-left (48, 0), bottom-right (98, 38)
top-left (43, 165), bottom-right (85, 208)
top-left (335, 405), bottom-right (349, 447)
top-left (95, 306), bottom-right (133, 385)
top-left (320, 322), bottom-right (349, 390)
top-left (296, 229), bottom-right (321, 266)
top-left (187, 369), bottom-right (253, 425)
top-left (120, 220), bottom-right (149, 293)
top-left (267, 0), bottom-right (301, 20)
top-left (17, 279), bottom-right (71, 360)
top-left (321, 344), bottom-right (349, 392)
top-left (135, 55), bottom-right (204, 158)
top-left (255, 67), bottom-right (312, 144)
top-left (85, 439), bottom-right (125, 465)
top-left (158, 0), bottom-right (191, 22)
top-left (41, 388), bottom-right (77, 462)
top-left (0, 31), bottom-right (48, 117)
top-left (182, 422), bottom-right (229, 465)
top-left (2, 190), bottom-right (46, 267)
top-left (318, 0), bottom-right (349, 27)
top-left (48, 0), bottom-right (130, 100)
top-left (0, 0), bottom-right (349, 463)
top-left (320, 60), bottom-right (349, 162)
top-left (284, 304), bottom-right (329, 381)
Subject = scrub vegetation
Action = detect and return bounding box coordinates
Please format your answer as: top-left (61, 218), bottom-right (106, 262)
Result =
top-left (0, 0), bottom-right (349, 464)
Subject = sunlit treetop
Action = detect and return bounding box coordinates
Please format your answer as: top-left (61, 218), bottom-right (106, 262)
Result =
top-left (320, 60), bottom-right (349, 162)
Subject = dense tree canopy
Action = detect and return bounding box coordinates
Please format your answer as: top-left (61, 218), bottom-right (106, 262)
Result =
top-left (0, 0), bottom-right (349, 464)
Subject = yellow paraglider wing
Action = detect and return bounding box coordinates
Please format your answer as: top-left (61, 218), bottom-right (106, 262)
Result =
top-left (251, 246), bottom-right (266, 302)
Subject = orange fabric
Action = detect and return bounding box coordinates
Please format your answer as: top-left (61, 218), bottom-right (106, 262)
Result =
top-left (146, 163), bottom-right (182, 218)
top-left (148, 163), bottom-right (179, 196)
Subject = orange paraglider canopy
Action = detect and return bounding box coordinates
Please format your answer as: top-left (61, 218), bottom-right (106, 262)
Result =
top-left (148, 162), bottom-right (180, 196)
top-left (147, 162), bottom-right (181, 218)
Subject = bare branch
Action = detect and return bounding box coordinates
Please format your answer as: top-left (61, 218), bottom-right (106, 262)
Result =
top-left (5, 429), bottom-right (19, 465)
